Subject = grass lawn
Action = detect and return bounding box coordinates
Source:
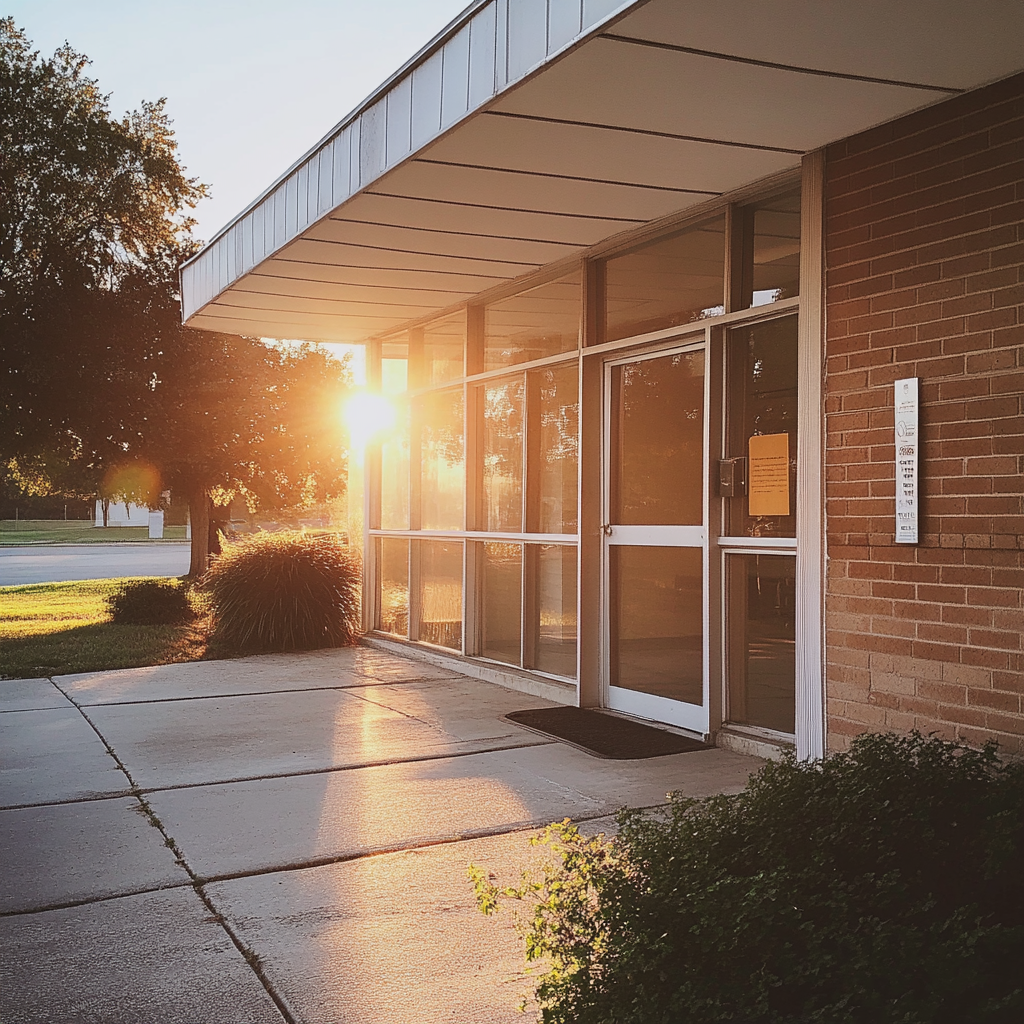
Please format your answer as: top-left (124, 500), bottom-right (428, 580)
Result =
top-left (0, 520), bottom-right (188, 545)
top-left (0, 578), bottom-right (213, 679)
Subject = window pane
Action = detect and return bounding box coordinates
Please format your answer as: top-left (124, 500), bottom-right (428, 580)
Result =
top-left (377, 537), bottom-right (409, 636)
top-left (483, 270), bottom-right (580, 370)
top-left (726, 315), bottom-right (798, 539)
top-left (422, 312), bottom-right (464, 385)
top-left (537, 363), bottom-right (578, 534)
top-left (417, 387), bottom-right (464, 531)
top-left (727, 554), bottom-right (795, 733)
top-left (482, 542), bottom-right (522, 665)
top-left (604, 217), bottom-right (725, 342)
top-left (416, 540), bottom-right (462, 650)
top-left (381, 357), bottom-right (408, 395)
top-left (751, 191), bottom-right (801, 307)
top-left (533, 544), bottom-right (577, 678)
top-left (611, 546), bottom-right (702, 705)
top-left (480, 376), bottom-right (524, 532)
top-left (612, 349), bottom-right (704, 526)
top-left (381, 397), bottom-right (409, 530)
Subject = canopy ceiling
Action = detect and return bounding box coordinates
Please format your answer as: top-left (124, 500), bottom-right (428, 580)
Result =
top-left (181, 0), bottom-right (1024, 344)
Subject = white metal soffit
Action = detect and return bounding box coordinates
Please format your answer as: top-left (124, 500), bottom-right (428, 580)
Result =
top-left (180, 0), bottom-right (1024, 344)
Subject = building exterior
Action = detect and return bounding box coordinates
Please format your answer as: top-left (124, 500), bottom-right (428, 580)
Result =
top-left (181, 0), bottom-right (1024, 759)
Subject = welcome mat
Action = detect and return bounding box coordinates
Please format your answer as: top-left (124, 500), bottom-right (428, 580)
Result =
top-left (506, 706), bottom-right (712, 760)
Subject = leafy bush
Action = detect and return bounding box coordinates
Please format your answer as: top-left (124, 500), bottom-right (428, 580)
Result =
top-left (203, 530), bottom-right (360, 652)
top-left (106, 579), bottom-right (194, 625)
top-left (473, 732), bottom-right (1024, 1024)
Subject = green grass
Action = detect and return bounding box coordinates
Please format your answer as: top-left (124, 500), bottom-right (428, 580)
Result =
top-left (0, 578), bottom-right (214, 678)
top-left (0, 521), bottom-right (188, 545)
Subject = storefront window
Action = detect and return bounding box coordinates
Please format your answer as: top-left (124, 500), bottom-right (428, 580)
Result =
top-left (481, 542), bottom-right (522, 665)
top-left (377, 537), bottom-right (409, 636)
top-left (532, 544), bottom-right (577, 678)
top-left (483, 269), bottom-right (580, 370)
top-left (416, 387), bottom-right (464, 531)
top-left (480, 376), bottom-right (524, 532)
top-left (536, 363), bottom-right (578, 534)
top-left (421, 312), bottom-right (464, 385)
top-left (416, 540), bottom-right (462, 650)
top-left (604, 217), bottom-right (725, 342)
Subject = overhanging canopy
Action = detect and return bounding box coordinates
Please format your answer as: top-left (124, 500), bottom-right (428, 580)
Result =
top-left (181, 0), bottom-right (1024, 343)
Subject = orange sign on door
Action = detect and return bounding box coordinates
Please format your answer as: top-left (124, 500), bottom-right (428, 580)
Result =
top-left (748, 433), bottom-right (790, 516)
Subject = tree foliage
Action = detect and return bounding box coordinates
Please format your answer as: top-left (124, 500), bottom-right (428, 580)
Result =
top-left (0, 20), bottom-right (352, 573)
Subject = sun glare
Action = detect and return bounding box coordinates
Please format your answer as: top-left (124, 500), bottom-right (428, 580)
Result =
top-left (344, 392), bottom-right (397, 449)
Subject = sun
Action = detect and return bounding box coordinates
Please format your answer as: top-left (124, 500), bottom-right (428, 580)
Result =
top-left (343, 391), bottom-right (397, 449)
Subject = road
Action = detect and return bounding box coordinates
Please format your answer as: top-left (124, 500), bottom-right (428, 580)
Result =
top-left (0, 544), bottom-right (191, 586)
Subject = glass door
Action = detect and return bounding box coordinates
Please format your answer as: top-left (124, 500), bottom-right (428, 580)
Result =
top-left (603, 341), bottom-right (708, 734)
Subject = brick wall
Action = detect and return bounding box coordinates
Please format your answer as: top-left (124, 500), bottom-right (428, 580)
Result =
top-left (824, 73), bottom-right (1024, 754)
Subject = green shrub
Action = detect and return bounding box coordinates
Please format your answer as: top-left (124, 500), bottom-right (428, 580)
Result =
top-left (203, 530), bottom-right (360, 652)
top-left (106, 579), bottom-right (194, 625)
top-left (473, 732), bottom-right (1024, 1024)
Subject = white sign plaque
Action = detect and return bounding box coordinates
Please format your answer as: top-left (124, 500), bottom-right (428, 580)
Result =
top-left (894, 377), bottom-right (919, 544)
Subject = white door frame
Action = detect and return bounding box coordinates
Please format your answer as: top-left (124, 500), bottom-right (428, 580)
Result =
top-left (600, 335), bottom-right (711, 736)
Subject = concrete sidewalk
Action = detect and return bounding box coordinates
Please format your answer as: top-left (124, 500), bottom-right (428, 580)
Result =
top-left (0, 645), bottom-right (761, 1023)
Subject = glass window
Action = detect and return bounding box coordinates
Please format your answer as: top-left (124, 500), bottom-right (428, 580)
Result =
top-left (727, 554), bottom-right (795, 733)
top-left (483, 269), bottom-right (581, 370)
top-left (612, 349), bottom-right (705, 526)
top-left (751, 192), bottom-right (801, 307)
top-left (604, 217), bottom-right (725, 342)
top-left (377, 538), bottom-right (409, 636)
top-left (532, 544), bottom-right (577, 678)
top-left (416, 540), bottom-right (462, 650)
top-left (380, 397), bottom-right (409, 531)
top-left (611, 545), bottom-right (703, 705)
top-left (381, 357), bottom-right (408, 395)
top-left (535, 363), bottom-right (578, 534)
top-left (479, 376), bottom-right (524, 533)
top-left (726, 315), bottom-right (798, 538)
top-left (421, 312), bottom-right (464, 385)
top-left (416, 387), bottom-right (464, 531)
top-left (481, 542), bottom-right (522, 665)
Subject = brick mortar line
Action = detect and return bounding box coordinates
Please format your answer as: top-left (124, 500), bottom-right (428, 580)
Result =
top-left (47, 676), bottom-right (298, 1024)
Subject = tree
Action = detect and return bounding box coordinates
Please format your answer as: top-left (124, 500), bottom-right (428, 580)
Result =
top-left (0, 20), bottom-right (352, 574)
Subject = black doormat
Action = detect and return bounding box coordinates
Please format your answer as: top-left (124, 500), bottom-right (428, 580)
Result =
top-left (506, 706), bottom-right (712, 760)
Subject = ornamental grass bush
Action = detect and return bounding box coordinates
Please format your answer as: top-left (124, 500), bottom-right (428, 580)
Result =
top-left (106, 579), bottom-right (194, 625)
top-left (473, 731), bottom-right (1024, 1024)
top-left (204, 530), bottom-right (360, 652)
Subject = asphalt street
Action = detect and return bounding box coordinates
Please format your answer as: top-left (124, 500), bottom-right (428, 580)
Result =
top-left (0, 544), bottom-right (191, 586)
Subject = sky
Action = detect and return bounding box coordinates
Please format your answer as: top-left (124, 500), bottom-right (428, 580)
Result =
top-left (6, 0), bottom-right (470, 245)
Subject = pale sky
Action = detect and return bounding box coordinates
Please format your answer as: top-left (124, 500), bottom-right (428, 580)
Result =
top-left (6, 0), bottom-right (470, 245)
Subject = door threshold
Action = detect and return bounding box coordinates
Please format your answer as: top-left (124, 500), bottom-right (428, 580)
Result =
top-left (716, 725), bottom-right (794, 761)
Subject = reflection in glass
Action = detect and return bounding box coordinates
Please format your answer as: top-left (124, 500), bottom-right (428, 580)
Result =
top-left (605, 217), bottom-right (725, 342)
top-left (422, 312), bottom-right (464, 385)
top-left (381, 357), bottom-right (408, 395)
top-left (533, 544), bottom-right (577, 678)
top-left (727, 315), bottom-right (798, 538)
top-left (480, 377), bottom-right (524, 532)
top-left (417, 540), bottom-right (462, 650)
top-left (380, 397), bottom-right (409, 530)
top-left (482, 542), bottom-right (522, 665)
top-left (611, 546), bottom-right (703, 704)
top-left (612, 350), bottom-right (704, 526)
top-left (751, 191), bottom-right (801, 307)
top-left (483, 270), bottom-right (580, 370)
top-left (727, 554), bottom-right (795, 733)
top-left (537, 363), bottom-right (578, 534)
top-left (378, 537), bottom-right (409, 636)
top-left (417, 387), bottom-right (464, 531)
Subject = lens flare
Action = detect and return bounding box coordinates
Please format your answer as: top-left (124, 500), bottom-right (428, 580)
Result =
top-left (344, 392), bottom-right (396, 448)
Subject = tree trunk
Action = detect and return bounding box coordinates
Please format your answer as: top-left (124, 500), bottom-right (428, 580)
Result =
top-left (187, 485), bottom-right (210, 578)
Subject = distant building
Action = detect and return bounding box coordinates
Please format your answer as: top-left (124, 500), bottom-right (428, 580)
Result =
top-left (180, 1), bottom-right (1024, 759)
top-left (94, 500), bottom-right (150, 527)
